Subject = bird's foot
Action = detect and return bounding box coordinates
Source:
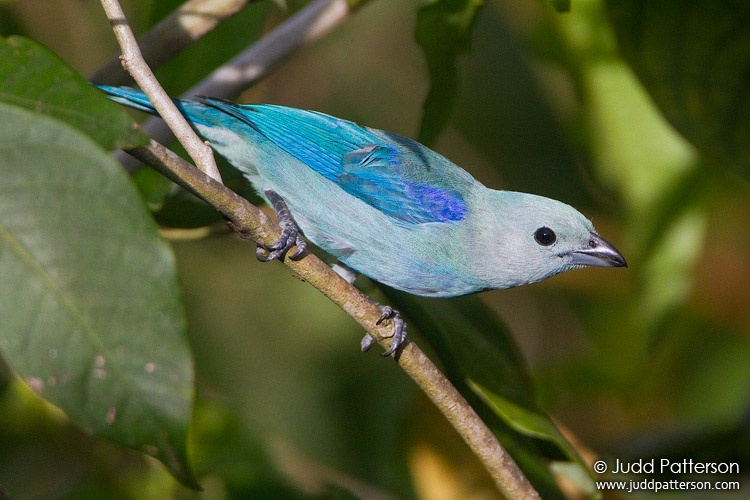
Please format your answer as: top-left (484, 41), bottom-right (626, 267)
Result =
top-left (361, 304), bottom-right (407, 357)
top-left (256, 189), bottom-right (307, 262)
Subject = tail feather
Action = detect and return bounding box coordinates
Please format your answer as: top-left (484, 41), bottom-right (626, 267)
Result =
top-left (95, 84), bottom-right (218, 127)
top-left (95, 85), bottom-right (159, 114)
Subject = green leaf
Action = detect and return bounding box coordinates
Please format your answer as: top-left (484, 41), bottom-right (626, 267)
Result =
top-left (382, 290), bottom-right (580, 498)
top-left (415, 0), bottom-right (484, 144)
top-left (547, 0), bottom-right (571, 12)
top-left (605, 0), bottom-right (750, 179)
top-left (0, 35), bottom-right (147, 152)
top-left (469, 381), bottom-right (597, 497)
top-left (0, 104), bottom-right (196, 487)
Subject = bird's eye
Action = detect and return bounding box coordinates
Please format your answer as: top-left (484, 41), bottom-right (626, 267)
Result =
top-left (534, 227), bottom-right (556, 246)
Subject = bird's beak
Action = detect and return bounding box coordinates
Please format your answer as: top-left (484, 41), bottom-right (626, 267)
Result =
top-left (566, 233), bottom-right (628, 268)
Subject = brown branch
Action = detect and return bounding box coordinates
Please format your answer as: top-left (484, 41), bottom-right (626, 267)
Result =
top-left (185, 0), bottom-right (352, 98)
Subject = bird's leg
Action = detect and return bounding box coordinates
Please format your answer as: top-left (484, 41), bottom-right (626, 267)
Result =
top-left (254, 199), bottom-right (405, 355)
top-left (256, 189), bottom-right (307, 262)
top-left (331, 262), bottom-right (407, 356)
top-left (361, 303), bottom-right (408, 357)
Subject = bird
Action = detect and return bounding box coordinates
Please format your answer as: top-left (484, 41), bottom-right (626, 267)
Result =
top-left (97, 85), bottom-right (627, 355)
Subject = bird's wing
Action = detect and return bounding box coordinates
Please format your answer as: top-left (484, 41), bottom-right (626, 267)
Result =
top-left (198, 98), bottom-right (469, 224)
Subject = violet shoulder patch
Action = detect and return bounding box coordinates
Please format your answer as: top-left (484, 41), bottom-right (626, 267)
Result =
top-left (338, 145), bottom-right (468, 224)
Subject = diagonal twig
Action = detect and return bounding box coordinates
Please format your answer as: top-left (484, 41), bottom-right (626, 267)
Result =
top-left (99, 0), bottom-right (223, 183)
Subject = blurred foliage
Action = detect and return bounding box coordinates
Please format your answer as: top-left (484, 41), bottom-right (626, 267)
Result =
top-left (605, 0), bottom-right (750, 180)
top-left (415, 0), bottom-right (483, 145)
top-left (147, 0), bottom-right (273, 94)
top-left (1, 0), bottom-right (749, 498)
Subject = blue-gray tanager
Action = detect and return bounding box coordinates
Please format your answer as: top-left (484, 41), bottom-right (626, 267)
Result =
top-left (98, 85), bottom-right (626, 355)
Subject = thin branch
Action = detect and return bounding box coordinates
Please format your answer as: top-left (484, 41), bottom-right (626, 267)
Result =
top-left (99, 0), bottom-right (223, 183)
top-left (127, 140), bottom-right (541, 499)
top-left (90, 0), bottom-right (255, 85)
top-left (187, 0), bottom-right (351, 97)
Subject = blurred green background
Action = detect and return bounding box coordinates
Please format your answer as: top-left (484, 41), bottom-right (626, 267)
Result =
top-left (1, 0), bottom-right (749, 498)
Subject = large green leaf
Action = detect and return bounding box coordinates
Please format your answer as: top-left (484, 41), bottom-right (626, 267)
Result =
top-left (0, 35), bottom-right (147, 152)
top-left (605, 0), bottom-right (750, 179)
top-left (415, 0), bottom-right (484, 145)
top-left (0, 104), bottom-right (196, 487)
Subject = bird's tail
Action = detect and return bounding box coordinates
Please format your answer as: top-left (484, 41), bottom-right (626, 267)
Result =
top-left (95, 85), bottom-right (160, 114)
top-left (95, 84), bottom-right (216, 127)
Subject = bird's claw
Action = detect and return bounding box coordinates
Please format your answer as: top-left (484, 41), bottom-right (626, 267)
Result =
top-left (256, 232), bottom-right (306, 262)
top-left (255, 189), bottom-right (307, 262)
top-left (361, 305), bottom-right (407, 357)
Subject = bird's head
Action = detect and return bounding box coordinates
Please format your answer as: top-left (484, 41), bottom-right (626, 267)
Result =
top-left (473, 191), bottom-right (627, 289)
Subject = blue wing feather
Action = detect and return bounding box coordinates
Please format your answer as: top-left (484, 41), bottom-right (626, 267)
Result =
top-left (199, 97), bottom-right (469, 224)
top-left (338, 145), bottom-right (467, 224)
top-left (97, 86), bottom-right (469, 224)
